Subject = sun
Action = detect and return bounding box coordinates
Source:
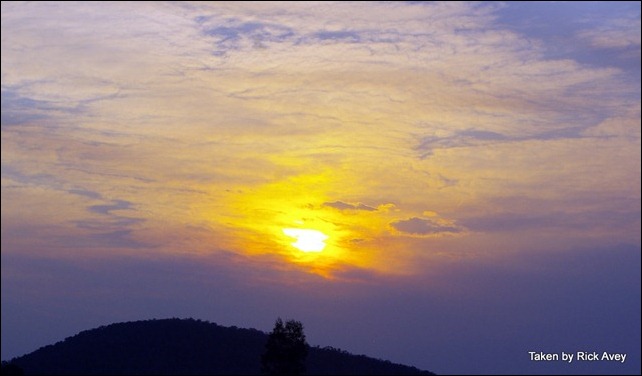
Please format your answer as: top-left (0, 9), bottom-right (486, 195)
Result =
top-left (282, 228), bottom-right (328, 252)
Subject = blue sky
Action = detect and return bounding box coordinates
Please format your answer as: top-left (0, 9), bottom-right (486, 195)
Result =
top-left (2, 2), bottom-right (640, 374)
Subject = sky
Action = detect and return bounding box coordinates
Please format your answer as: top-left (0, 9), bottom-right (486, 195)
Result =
top-left (1, 1), bottom-right (640, 374)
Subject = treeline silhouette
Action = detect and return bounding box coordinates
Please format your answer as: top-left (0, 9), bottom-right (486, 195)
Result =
top-left (4, 318), bottom-right (433, 375)
top-left (262, 318), bottom-right (308, 375)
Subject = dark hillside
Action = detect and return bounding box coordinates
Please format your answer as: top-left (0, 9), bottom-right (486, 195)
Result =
top-left (9, 318), bottom-right (433, 375)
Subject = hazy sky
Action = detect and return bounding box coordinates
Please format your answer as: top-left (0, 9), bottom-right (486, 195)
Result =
top-left (1, 2), bottom-right (640, 374)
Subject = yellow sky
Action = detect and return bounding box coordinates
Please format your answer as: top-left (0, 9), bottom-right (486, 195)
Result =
top-left (1, 1), bottom-right (640, 279)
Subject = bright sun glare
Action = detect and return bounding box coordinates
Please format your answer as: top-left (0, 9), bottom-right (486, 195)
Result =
top-left (282, 228), bottom-right (328, 252)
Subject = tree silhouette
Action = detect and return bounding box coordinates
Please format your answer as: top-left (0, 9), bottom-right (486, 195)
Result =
top-left (261, 318), bottom-right (308, 375)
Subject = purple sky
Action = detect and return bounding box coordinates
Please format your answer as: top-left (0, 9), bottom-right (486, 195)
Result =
top-left (2, 2), bottom-right (640, 374)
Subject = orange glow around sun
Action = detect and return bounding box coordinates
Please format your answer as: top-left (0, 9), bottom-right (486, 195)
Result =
top-left (215, 170), bottom-right (394, 277)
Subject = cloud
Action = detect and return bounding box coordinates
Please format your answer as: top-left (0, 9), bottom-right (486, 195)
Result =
top-left (81, 199), bottom-right (144, 230)
top-left (67, 189), bottom-right (102, 200)
top-left (461, 208), bottom-right (641, 238)
top-left (87, 229), bottom-right (146, 249)
top-left (1, 1), bottom-right (639, 271)
top-left (390, 217), bottom-right (462, 236)
top-left (53, 198), bottom-right (148, 249)
top-left (202, 20), bottom-right (295, 52)
top-left (577, 16), bottom-right (641, 50)
top-left (312, 30), bottom-right (360, 42)
top-left (88, 199), bottom-right (132, 215)
top-left (323, 201), bottom-right (376, 211)
top-left (1, 89), bottom-right (52, 127)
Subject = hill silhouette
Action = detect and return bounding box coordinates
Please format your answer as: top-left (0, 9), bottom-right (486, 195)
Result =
top-left (7, 318), bottom-right (434, 375)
